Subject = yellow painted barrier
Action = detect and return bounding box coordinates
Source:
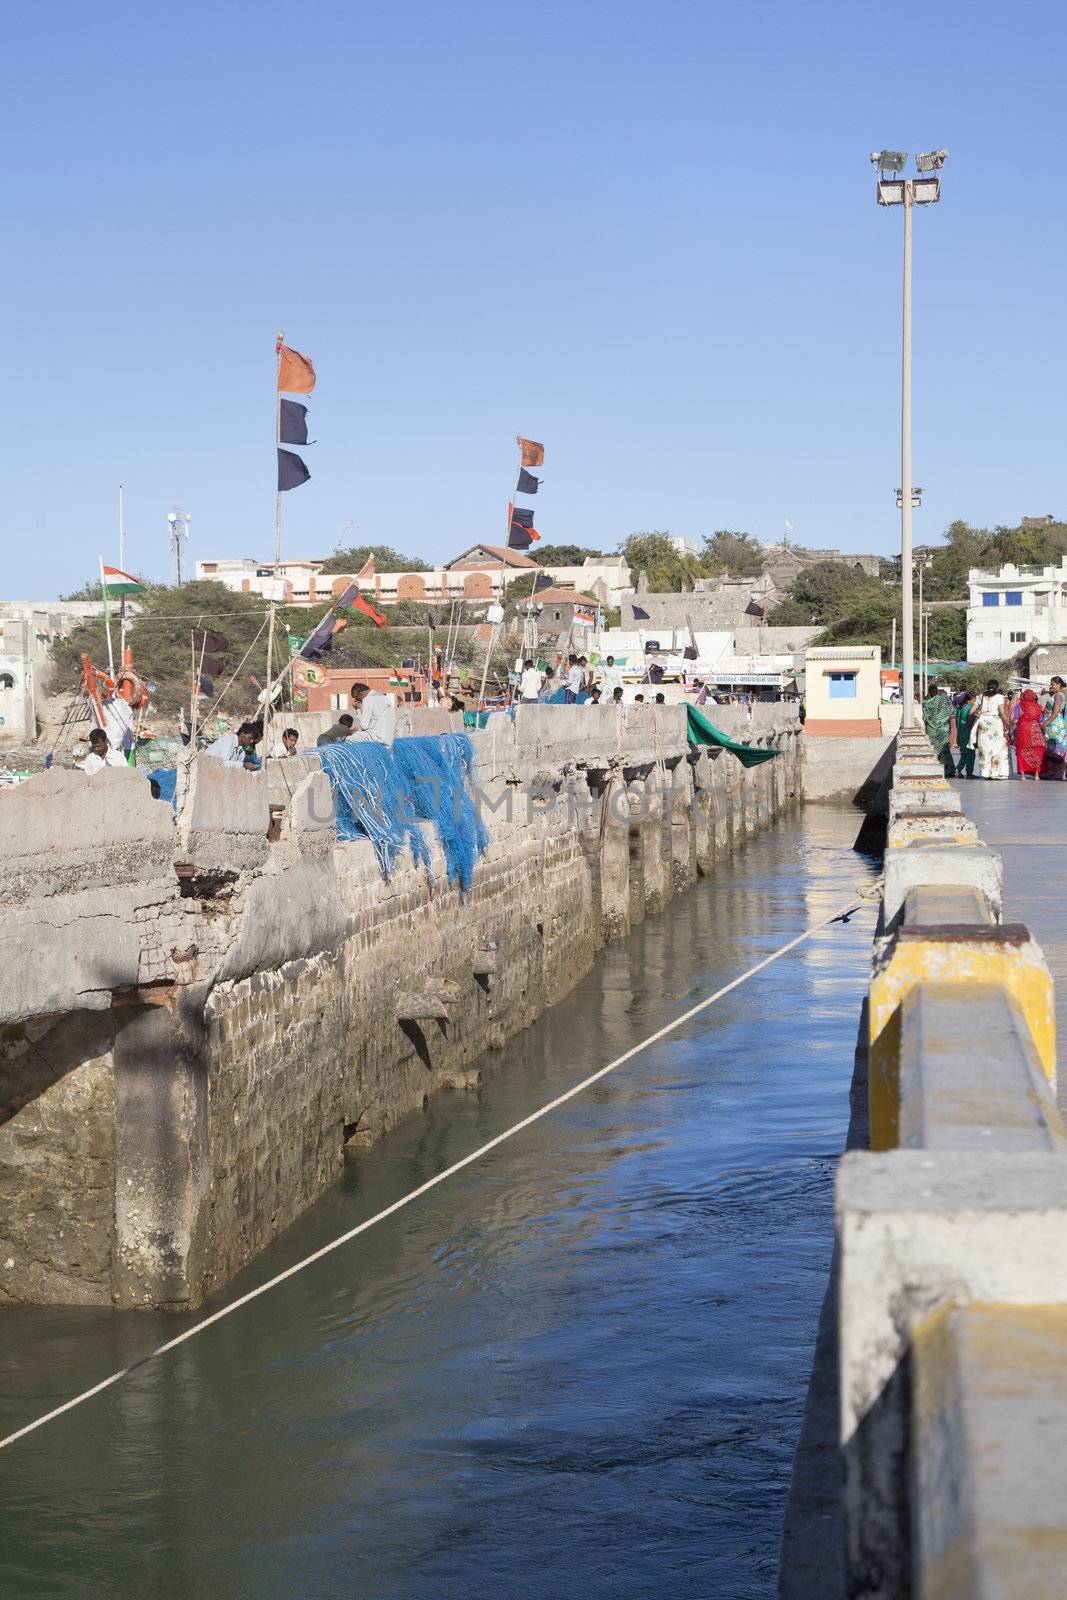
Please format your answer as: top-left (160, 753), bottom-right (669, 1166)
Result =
top-left (868, 926), bottom-right (1056, 1150)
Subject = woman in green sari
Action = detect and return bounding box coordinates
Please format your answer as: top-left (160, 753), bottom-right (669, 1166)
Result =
top-left (953, 691), bottom-right (976, 777)
top-left (922, 687), bottom-right (955, 776)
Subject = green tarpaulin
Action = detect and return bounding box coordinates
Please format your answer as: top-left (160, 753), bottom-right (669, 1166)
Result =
top-left (685, 702), bottom-right (780, 767)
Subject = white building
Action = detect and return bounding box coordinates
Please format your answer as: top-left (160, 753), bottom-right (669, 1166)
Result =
top-left (196, 551), bottom-right (634, 609)
top-left (0, 601), bottom-right (113, 745)
top-left (966, 559), bottom-right (1067, 663)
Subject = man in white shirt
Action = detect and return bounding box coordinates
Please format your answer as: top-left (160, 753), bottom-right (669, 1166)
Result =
top-left (77, 729), bottom-right (128, 773)
top-left (565, 655), bottom-right (583, 703)
top-left (350, 682), bottom-right (397, 747)
top-left (519, 659), bottom-right (543, 702)
top-left (599, 655), bottom-right (624, 698)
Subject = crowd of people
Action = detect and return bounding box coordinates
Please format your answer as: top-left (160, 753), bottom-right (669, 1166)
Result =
top-left (922, 677), bottom-right (1067, 781)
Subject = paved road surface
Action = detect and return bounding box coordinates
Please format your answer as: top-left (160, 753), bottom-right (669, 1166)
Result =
top-left (955, 778), bottom-right (1067, 1104)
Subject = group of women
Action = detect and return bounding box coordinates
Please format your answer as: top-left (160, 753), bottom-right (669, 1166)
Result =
top-left (922, 676), bottom-right (1067, 781)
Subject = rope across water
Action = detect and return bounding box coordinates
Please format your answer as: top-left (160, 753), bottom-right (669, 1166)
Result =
top-left (0, 878), bottom-right (880, 1455)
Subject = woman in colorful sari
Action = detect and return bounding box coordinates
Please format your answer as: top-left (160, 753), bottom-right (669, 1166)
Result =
top-left (1041, 676), bottom-right (1067, 780)
top-left (974, 679), bottom-right (1011, 780)
top-left (921, 687), bottom-right (955, 776)
top-left (1014, 688), bottom-right (1047, 779)
top-left (953, 691), bottom-right (977, 778)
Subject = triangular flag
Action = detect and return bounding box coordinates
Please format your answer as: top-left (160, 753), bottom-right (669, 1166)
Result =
top-left (277, 341), bottom-right (316, 394)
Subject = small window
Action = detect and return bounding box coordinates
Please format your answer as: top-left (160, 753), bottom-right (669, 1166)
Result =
top-left (201, 562), bottom-right (217, 573)
top-left (0, 671), bottom-right (15, 690)
top-left (828, 671), bottom-right (858, 700)
top-left (1005, 590), bottom-right (1023, 605)
top-left (1010, 631), bottom-right (1027, 643)
top-left (982, 592), bottom-right (1000, 607)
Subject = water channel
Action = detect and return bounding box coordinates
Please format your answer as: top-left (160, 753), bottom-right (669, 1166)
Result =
top-left (0, 807), bottom-right (878, 1600)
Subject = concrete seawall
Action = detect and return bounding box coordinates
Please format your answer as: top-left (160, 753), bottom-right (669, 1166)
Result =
top-left (0, 703), bottom-right (801, 1311)
top-left (785, 728), bottom-right (1067, 1599)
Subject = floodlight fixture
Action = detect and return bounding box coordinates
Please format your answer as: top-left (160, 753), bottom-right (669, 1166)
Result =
top-left (912, 176), bottom-right (941, 204)
top-left (870, 149), bottom-right (907, 174)
top-left (877, 179), bottom-right (906, 205)
top-left (915, 149), bottom-right (948, 172)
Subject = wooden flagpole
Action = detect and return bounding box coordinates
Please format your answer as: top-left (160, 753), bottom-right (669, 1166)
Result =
top-left (118, 484), bottom-right (127, 661)
top-left (265, 332), bottom-right (284, 754)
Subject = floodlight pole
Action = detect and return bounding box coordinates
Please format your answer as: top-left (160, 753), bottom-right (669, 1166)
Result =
top-left (901, 184), bottom-right (915, 728)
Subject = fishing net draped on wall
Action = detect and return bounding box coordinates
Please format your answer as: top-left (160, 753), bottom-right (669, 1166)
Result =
top-left (317, 733), bottom-right (489, 888)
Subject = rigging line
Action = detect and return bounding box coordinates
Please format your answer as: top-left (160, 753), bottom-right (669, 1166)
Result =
top-left (0, 878), bottom-right (881, 1456)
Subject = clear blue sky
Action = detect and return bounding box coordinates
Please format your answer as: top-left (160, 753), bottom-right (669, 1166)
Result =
top-left (5, 0), bottom-right (1066, 596)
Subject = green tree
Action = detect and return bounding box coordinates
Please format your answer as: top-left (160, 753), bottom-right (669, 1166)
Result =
top-left (700, 530), bottom-right (764, 577)
top-left (319, 544), bottom-right (430, 574)
top-left (620, 532), bottom-right (699, 593)
top-left (531, 543), bottom-right (603, 566)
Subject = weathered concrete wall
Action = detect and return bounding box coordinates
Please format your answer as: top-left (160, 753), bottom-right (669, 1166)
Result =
top-left (0, 703), bottom-right (801, 1310)
top-left (801, 731), bottom-right (895, 809)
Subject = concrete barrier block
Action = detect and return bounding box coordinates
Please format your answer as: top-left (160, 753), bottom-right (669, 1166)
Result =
top-left (175, 756), bottom-right (270, 873)
top-left (911, 1301), bottom-right (1067, 1600)
top-left (868, 922), bottom-right (1055, 1150)
top-left (887, 789), bottom-right (961, 826)
top-left (838, 1150), bottom-right (1067, 1600)
top-left (887, 810), bottom-right (980, 849)
top-left (883, 842), bottom-right (1003, 930)
top-left (0, 765), bottom-right (174, 903)
top-left (899, 982), bottom-right (1066, 1152)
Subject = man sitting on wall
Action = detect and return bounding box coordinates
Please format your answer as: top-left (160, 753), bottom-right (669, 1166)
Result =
top-left (349, 682), bottom-right (397, 748)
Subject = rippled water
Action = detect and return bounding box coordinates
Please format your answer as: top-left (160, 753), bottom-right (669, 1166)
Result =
top-left (0, 808), bottom-right (878, 1600)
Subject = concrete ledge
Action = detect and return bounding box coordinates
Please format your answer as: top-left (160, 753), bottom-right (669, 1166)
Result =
top-left (911, 1301), bottom-right (1067, 1600)
top-left (899, 982), bottom-right (1066, 1152)
top-left (883, 842), bottom-right (1003, 931)
top-left (838, 1150), bottom-right (1067, 1600)
top-left (869, 922), bottom-right (1056, 1150)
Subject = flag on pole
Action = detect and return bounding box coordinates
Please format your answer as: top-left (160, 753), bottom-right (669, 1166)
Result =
top-left (357, 555), bottom-right (376, 579)
top-left (507, 503), bottom-right (541, 549)
top-left (279, 400), bottom-right (310, 445)
top-left (278, 449), bottom-right (311, 491)
top-left (533, 571), bottom-right (553, 592)
top-left (100, 565), bottom-right (145, 595)
top-left (347, 591), bottom-right (388, 628)
top-left (516, 467), bottom-right (541, 494)
top-left (784, 519), bottom-right (795, 531)
top-left (516, 436), bottom-right (544, 468)
top-left (277, 341), bottom-right (316, 393)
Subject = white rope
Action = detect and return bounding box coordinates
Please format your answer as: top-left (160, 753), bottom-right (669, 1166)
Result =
top-left (0, 880), bottom-right (879, 1455)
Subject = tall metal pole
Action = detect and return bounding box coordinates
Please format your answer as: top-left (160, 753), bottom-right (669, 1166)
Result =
top-left (900, 185), bottom-right (915, 728)
top-left (274, 332), bottom-right (284, 567)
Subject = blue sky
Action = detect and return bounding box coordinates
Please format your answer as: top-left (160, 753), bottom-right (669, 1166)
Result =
top-left (4, 0), bottom-right (1066, 595)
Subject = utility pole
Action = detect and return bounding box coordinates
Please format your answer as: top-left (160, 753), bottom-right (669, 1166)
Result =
top-left (872, 148), bottom-right (947, 730)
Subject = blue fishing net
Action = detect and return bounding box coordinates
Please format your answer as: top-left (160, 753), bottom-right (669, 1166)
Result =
top-left (317, 734), bottom-right (489, 889)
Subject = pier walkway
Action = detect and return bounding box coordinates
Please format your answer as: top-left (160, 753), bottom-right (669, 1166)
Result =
top-left (955, 780), bottom-right (1067, 1106)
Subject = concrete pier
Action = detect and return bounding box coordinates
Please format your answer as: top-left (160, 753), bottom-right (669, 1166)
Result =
top-left (0, 703), bottom-right (802, 1310)
top-left (781, 738), bottom-right (1067, 1600)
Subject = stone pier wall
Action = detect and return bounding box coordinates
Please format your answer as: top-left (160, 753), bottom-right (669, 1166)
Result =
top-left (0, 703), bottom-right (800, 1310)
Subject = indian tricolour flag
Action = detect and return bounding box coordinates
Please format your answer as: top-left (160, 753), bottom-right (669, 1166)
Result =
top-left (100, 565), bottom-right (145, 595)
